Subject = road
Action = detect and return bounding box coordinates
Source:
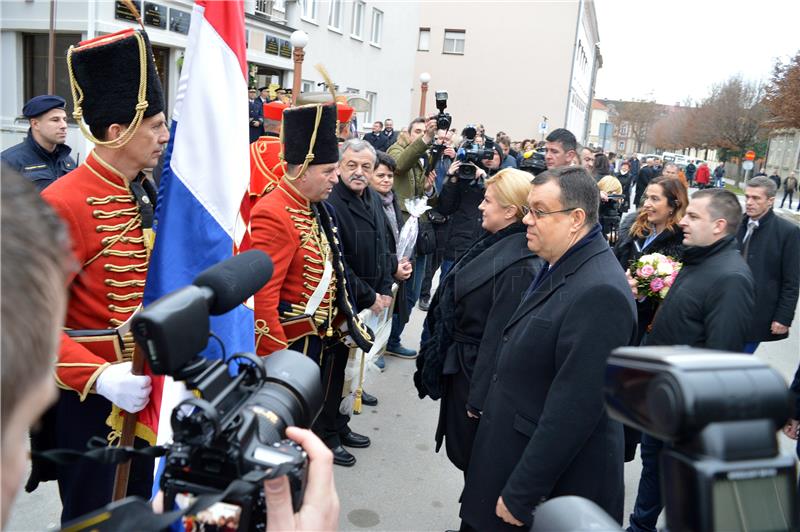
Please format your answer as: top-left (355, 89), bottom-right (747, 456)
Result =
top-left (7, 281), bottom-right (800, 532)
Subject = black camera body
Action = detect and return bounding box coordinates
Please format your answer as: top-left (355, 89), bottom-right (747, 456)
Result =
top-left (457, 125), bottom-right (495, 180)
top-left (132, 267), bottom-right (324, 530)
top-left (434, 90), bottom-right (452, 131)
top-left (518, 148), bottom-right (547, 176)
top-left (533, 347), bottom-right (798, 532)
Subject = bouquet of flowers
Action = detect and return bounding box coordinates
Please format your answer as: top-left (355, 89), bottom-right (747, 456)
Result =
top-left (630, 253), bottom-right (682, 299)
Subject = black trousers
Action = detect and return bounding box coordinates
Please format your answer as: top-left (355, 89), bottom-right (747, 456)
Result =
top-left (55, 391), bottom-right (154, 524)
top-left (291, 336), bottom-right (351, 448)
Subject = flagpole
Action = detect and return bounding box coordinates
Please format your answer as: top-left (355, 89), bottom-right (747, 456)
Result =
top-left (111, 344), bottom-right (145, 500)
top-left (47, 0), bottom-right (56, 94)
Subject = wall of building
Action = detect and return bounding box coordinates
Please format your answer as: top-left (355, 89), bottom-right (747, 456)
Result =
top-left (0, 0), bottom-right (416, 152)
top-left (285, 0), bottom-right (418, 132)
top-left (767, 129), bottom-right (800, 176)
top-left (413, 1), bottom-right (597, 141)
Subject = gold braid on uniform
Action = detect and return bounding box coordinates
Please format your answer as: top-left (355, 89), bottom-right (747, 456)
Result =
top-left (66, 31), bottom-right (149, 149)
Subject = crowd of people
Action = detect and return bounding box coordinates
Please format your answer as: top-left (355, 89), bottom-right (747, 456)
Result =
top-left (1, 26), bottom-right (799, 532)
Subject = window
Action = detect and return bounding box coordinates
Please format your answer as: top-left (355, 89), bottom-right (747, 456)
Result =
top-left (418, 28), bottom-right (430, 51)
top-left (618, 141), bottom-right (626, 151)
top-left (370, 8), bottom-right (383, 46)
top-left (245, 29), bottom-right (250, 48)
top-left (300, 0), bottom-right (317, 21)
top-left (328, 0), bottom-right (342, 31)
top-left (443, 30), bottom-right (465, 54)
top-left (365, 91), bottom-right (377, 123)
top-left (351, 0), bottom-right (365, 39)
top-left (301, 80), bottom-right (315, 94)
top-left (23, 32), bottom-right (82, 113)
top-left (619, 123), bottom-right (629, 136)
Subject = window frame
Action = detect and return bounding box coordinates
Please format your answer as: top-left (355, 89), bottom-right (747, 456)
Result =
top-left (369, 8), bottom-right (383, 47)
top-left (442, 29), bottom-right (465, 55)
top-left (365, 91), bottom-right (377, 124)
top-left (350, 0), bottom-right (366, 40)
top-left (300, 0), bottom-right (318, 23)
top-left (327, 0), bottom-right (343, 32)
top-left (417, 27), bottom-right (430, 51)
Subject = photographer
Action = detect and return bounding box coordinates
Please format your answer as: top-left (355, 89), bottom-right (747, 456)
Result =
top-left (420, 129), bottom-right (457, 311)
top-left (437, 140), bottom-right (504, 277)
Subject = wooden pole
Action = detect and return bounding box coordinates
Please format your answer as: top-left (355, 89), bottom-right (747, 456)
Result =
top-left (419, 82), bottom-right (428, 118)
top-left (111, 344), bottom-right (146, 501)
top-left (291, 47), bottom-right (305, 106)
top-left (47, 0), bottom-right (56, 94)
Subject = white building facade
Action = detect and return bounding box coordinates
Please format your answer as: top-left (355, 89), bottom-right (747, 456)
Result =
top-left (413, 0), bottom-right (600, 142)
top-left (0, 0), bottom-right (418, 155)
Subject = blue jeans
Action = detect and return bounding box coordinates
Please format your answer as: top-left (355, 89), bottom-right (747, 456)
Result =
top-left (388, 255), bottom-right (427, 347)
top-left (628, 434), bottom-right (665, 532)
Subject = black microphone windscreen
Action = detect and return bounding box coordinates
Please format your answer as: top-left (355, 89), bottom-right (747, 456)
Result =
top-left (193, 250), bottom-right (273, 315)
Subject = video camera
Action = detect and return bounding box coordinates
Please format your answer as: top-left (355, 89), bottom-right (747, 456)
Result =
top-left (63, 250), bottom-right (325, 532)
top-left (533, 347), bottom-right (798, 532)
top-left (457, 125), bottom-right (495, 180)
top-left (518, 148), bottom-right (547, 176)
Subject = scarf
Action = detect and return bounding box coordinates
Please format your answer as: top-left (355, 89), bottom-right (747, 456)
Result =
top-left (379, 191), bottom-right (399, 240)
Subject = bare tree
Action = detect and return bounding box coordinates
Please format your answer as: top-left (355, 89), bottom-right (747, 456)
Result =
top-left (697, 76), bottom-right (768, 184)
top-left (609, 99), bottom-right (663, 152)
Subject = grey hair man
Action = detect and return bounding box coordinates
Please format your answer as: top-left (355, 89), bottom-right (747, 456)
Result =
top-left (736, 176), bottom-right (800, 352)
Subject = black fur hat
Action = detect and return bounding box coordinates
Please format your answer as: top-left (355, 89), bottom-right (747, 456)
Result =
top-left (69, 29), bottom-right (165, 128)
top-left (282, 104), bottom-right (339, 166)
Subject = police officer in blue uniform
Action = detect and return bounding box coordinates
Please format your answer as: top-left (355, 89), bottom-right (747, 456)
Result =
top-left (1, 95), bottom-right (76, 191)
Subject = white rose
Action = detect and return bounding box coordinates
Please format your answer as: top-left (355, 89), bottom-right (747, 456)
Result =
top-left (656, 261), bottom-right (674, 276)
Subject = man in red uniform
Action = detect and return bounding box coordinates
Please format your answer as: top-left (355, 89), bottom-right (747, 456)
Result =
top-left (30, 28), bottom-right (168, 523)
top-left (249, 100), bottom-right (288, 207)
top-left (251, 103), bottom-right (373, 466)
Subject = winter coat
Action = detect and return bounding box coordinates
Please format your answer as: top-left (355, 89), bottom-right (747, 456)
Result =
top-left (647, 236), bottom-right (754, 351)
top-left (735, 209), bottom-right (800, 342)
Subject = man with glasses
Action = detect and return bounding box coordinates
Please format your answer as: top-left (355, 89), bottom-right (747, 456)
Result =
top-left (460, 166), bottom-right (636, 531)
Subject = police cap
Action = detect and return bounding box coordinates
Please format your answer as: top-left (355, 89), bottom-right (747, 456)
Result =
top-left (22, 95), bottom-right (66, 118)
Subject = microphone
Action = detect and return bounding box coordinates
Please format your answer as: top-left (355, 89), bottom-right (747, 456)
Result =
top-left (193, 250), bottom-right (273, 315)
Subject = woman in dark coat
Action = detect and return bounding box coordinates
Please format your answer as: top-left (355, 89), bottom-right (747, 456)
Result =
top-left (415, 168), bottom-right (542, 473)
top-left (369, 153), bottom-right (413, 369)
top-left (613, 175), bottom-right (687, 461)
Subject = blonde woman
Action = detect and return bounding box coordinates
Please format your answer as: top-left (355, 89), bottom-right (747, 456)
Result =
top-left (415, 168), bottom-right (543, 473)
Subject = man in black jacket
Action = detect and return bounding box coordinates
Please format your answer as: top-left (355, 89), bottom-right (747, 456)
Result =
top-left (363, 121), bottom-right (388, 152)
top-left (460, 166), bottom-right (636, 531)
top-left (736, 177), bottom-right (800, 353)
top-left (326, 138), bottom-right (393, 466)
top-left (634, 157), bottom-right (656, 208)
top-left (627, 188), bottom-right (755, 532)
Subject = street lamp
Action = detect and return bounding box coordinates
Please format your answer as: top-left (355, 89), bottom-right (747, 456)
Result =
top-left (290, 30), bottom-right (309, 106)
top-left (419, 72), bottom-right (431, 117)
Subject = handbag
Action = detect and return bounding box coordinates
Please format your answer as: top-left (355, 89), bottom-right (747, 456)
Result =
top-left (415, 219), bottom-right (437, 255)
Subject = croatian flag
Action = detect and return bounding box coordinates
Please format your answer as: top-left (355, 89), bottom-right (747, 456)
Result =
top-left (143, 0), bottom-right (251, 494)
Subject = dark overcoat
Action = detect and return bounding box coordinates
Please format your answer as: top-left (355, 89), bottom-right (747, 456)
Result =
top-left (426, 230), bottom-right (540, 470)
top-left (735, 209), bottom-right (800, 343)
top-left (327, 181), bottom-right (393, 311)
top-left (460, 230), bottom-right (636, 530)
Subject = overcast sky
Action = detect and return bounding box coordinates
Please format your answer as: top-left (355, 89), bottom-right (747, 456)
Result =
top-left (593, 0), bottom-right (800, 105)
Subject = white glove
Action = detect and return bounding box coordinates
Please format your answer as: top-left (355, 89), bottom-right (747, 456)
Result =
top-left (95, 361), bottom-right (152, 413)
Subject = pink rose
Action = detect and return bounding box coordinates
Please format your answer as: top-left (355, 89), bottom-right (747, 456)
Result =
top-left (635, 267), bottom-right (643, 278)
top-left (650, 278), bottom-right (664, 292)
top-left (640, 264), bottom-right (655, 277)
top-left (664, 275), bottom-right (674, 287)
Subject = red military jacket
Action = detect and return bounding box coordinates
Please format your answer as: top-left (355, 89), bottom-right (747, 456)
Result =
top-left (42, 151), bottom-right (161, 443)
top-left (249, 134), bottom-right (285, 208)
top-left (251, 179), bottom-right (339, 356)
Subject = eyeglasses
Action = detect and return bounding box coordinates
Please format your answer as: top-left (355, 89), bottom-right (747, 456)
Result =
top-left (520, 205), bottom-right (578, 219)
